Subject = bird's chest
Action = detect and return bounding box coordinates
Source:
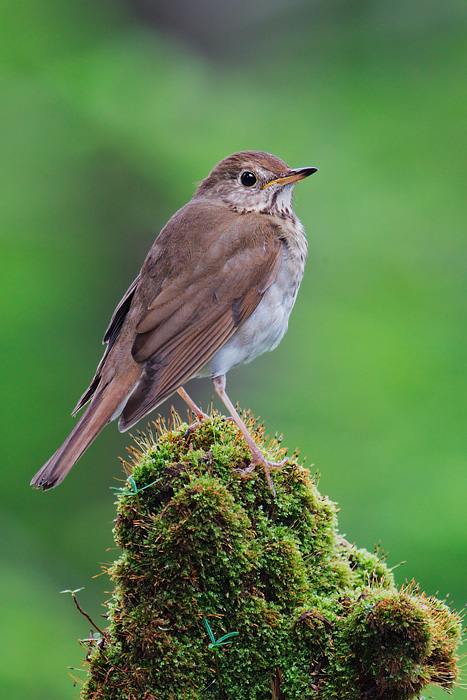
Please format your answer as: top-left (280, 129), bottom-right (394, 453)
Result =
top-left (205, 224), bottom-right (307, 377)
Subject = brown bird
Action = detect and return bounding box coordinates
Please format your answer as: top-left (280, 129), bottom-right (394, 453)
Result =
top-left (31, 151), bottom-right (317, 493)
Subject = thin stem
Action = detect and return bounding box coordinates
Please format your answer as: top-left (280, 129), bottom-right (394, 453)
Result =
top-left (71, 592), bottom-right (107, 639)
top-left (214, 650), bottom-right (226, 700)
top-left (135, 491), bottom-right (141, 513)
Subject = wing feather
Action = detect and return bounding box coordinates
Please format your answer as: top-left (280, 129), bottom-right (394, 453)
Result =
top-left (119, 313), bottom-right (235, 429)
top-left (72, 275), bottom-right (140, 415)
top-left (119, 212), bottom-right (283, 429)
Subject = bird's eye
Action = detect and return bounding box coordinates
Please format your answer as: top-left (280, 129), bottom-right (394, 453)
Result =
top-left (240, 171), bottom-right (257, 187)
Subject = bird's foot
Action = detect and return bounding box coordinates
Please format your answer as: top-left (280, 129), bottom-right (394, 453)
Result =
top-left (183, 411), bottom-right (210, 440)
top-left (234, 445), bottom-right (289, 497)
top-left (184, 413), bottom-right (235, 439)
top-left (188, 405), bottom-right (210, 423)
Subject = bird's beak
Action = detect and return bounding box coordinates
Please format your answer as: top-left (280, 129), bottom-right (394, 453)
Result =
top-left (262, 166), bottom-right (318, 189)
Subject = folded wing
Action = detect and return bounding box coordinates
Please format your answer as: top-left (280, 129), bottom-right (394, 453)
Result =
top-left (119, 212), bottom-right (283, 429)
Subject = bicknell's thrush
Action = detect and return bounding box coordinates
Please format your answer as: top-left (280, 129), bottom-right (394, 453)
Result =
top-left (31, 151), bottom-right (317, 494)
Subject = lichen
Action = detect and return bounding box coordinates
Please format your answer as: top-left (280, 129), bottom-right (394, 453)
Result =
top-left (79, 411), bottom-right (462, 699)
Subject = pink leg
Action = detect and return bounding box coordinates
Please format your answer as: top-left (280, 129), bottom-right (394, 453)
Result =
top-left (212, 374), bottom-right (288, 496)
top-left (177, 387), bottom-right (210, 422)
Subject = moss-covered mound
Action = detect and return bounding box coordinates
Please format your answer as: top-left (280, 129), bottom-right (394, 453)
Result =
top-left (80, 411), bottom-right (462, 699)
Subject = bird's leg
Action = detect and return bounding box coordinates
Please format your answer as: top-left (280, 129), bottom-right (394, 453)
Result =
top-left (212, 374), bottom-right (288, 496)
top-left (177, 386), bottom-right (210, 438)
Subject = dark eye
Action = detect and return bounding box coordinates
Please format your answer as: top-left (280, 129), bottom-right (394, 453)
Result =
top-left (240, 171), bottom-right (257, 187)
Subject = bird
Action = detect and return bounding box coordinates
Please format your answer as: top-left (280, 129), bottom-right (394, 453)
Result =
top-left (31, 151), bottom-right (317, 494)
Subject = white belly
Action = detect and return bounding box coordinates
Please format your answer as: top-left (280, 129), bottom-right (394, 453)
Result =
top-left (197, 238), bottom-right (306, 378)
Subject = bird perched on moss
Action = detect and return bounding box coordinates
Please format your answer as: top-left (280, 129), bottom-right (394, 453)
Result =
top-left (31, 151), bottom-right (317, 492)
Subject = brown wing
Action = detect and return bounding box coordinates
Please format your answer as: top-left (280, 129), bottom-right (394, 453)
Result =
top-left (119, 210), bottom-right (283, 430)
top-left (103, 275), bottom-right (140, 347)
top-left (72, 275), bottom-right (140, 415)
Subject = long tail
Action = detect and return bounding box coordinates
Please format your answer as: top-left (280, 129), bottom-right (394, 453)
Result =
top-left (31, 384), bottom-right (127, 491)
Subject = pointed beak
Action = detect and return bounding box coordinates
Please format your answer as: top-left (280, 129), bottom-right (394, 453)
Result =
top-left (262, 166), bottom-right (318, 189)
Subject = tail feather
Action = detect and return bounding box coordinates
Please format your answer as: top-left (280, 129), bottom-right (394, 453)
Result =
top-left (31, 385), bottom-right (121, 491)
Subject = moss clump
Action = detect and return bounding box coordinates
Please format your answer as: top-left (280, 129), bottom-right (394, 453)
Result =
top-left (80, 411), bottom-right (462, 699)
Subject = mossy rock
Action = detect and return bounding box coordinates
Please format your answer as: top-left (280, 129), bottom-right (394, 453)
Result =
top-left (80, 411), bottom-right (462, 699)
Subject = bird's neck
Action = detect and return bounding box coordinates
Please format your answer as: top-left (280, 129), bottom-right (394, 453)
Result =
top-left (279, 215), bottom-right (308, 263)
top-left (264, 185), bottom-right (295, 220)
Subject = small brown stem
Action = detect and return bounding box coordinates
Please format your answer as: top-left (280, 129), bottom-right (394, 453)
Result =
top-left (72, 592), bottom-right (107, 638)
top-left (214, 650), bottom-right (227, 700)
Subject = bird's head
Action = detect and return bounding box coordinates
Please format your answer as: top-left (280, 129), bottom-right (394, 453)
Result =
top-left (194, 151), bottom-right (318, 217)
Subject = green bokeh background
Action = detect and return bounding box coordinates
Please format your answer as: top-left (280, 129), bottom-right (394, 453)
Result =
top-left (1, 1), bottom-right (465, 698)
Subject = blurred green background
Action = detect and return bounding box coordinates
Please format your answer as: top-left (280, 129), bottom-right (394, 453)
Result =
top-left (1, 1), bottom-right (465, 697)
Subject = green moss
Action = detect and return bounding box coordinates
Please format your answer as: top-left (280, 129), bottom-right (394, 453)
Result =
top-left (80, 412), bottom-right (462, 699)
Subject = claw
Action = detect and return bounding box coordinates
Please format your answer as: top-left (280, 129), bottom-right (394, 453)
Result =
top-left (234, 450), bottom-right (289, 497)
top-left (183, 416), bottom-right (209, 440)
